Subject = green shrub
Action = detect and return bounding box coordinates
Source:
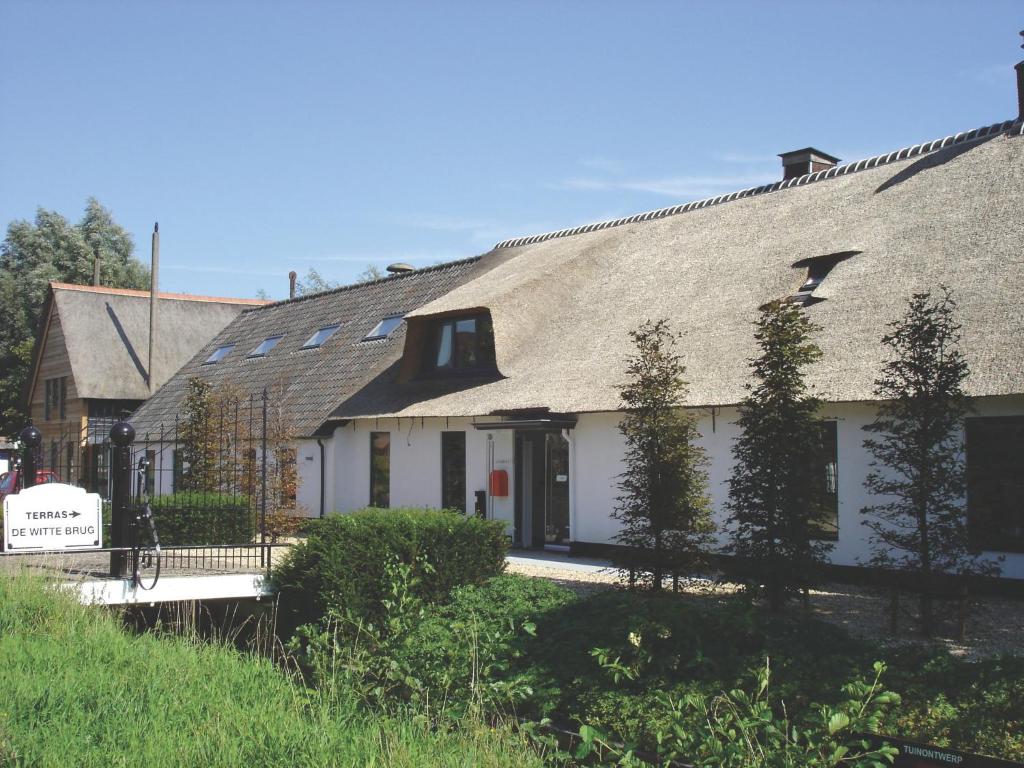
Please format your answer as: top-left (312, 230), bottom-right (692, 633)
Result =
top-left (272, 507), bottom-right (507, 633)
top-left (150, 492), bottom-right (255, 545)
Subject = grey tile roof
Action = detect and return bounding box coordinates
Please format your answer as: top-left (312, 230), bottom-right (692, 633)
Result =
top-left (128, 257), bottom-right (484, 438)
top-left (337, 119), bottom-right (1024, 418)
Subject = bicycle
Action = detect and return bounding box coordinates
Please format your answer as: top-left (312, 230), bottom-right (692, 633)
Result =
top-left (132, 456), bottom-right (162, 591)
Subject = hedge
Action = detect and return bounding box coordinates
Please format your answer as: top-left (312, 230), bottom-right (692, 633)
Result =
top-left (271, 507), bottom-right (508, 633)
top-left (149, 492), bottom-right (256, 546)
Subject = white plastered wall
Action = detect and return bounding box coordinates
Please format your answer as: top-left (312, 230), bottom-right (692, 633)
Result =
top-left (329, 395), bottom-right (1024, 579)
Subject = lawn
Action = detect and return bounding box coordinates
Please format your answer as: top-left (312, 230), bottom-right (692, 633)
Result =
top-left (0, 573), bottom-right (544, 768)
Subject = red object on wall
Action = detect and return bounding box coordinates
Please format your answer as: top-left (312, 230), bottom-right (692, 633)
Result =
top-left (489, 469), bottom-right (509, 497)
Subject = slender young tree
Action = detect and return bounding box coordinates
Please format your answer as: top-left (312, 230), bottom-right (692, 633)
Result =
top-left (726, 300), bottom-right (832, 610)
top-left (613, 319), bottom-right (714, 590)
top-left (178, 377), bottom-right (219, 492)
top-left (861, 287), bottom-right (996, 636)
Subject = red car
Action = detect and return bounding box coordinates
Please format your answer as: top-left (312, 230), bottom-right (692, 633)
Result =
top-left (0, 468), bottom-right (59, 504)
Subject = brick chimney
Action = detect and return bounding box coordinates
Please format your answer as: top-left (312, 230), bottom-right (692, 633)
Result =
top-left (778, 147), bottom-right (841, 181)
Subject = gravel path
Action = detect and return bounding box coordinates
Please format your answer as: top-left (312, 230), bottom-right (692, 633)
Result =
top-left (506, 556), bottom-right (1024, 660)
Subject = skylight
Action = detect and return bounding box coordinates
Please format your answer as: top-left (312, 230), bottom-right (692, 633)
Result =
top-left (248, 336), bottom-right (283, 358)
top-left (203, 344), bottom-right (235, 364)
top-left (363, 315), bottom-right (403, 341)
top-left (302, 325), bottom-right (341, 349)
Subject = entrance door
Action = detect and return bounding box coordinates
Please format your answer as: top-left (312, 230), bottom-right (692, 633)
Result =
top-left (544, 432), bottom-right (570, 547)
top-left (515, 431), bottom-right (570, 549)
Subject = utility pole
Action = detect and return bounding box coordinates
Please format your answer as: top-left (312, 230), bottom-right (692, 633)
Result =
top-left (147, 222), bottom-right (159, 392)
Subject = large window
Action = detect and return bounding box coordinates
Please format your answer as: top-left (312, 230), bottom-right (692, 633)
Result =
top-left (441, 431), bottom-right (467, 513)
top-left (424, 314), bottom-right (496, 375)
top-left (967, 416), bottom-right (1024, 552)
top-left (809, 420), bottom-right (839, 540)
top-left (370, 432), bottom-right (391, 508)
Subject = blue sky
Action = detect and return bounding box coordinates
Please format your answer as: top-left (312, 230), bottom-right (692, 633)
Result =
top-left (1, 1), bottom-right (1020, 299)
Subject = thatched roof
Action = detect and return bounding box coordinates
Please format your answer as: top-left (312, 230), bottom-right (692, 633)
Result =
top-left (332, 119), bottom-right (1024, 420)
top-left (35, 283), bottom-right (263, 401)
top-left (128, 258), bottom-right (486, 438)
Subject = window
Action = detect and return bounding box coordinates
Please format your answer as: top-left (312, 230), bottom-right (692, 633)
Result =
top-left (302, 325), bottom-right (341, 349)
top-left (363, 315), bottom-right (403, 341)
top-left (277, 447), bottom-right (297, 506)
top-left (809, 421), bottom-right (839, 540)
top-left (370, 432), bottom-right (390, 508)
top-left (43, 376), bottom-right (67, 421)
top-left (248, 336), bottom-right (283, 358)
top-left (49, 441), bottom-right (58, 472)
top-left (424, 314), bottom-right (496, 375)
top-left (441, 432), bottom-right (467, 513)
top-left (172, 450), bottom-right (184, 493)
top-left (967, 416), bottom-right (1024, 552)
top-left (204, 344), bottom-right (235, 364)
top-left (145, 449), bottom-right (156, 497)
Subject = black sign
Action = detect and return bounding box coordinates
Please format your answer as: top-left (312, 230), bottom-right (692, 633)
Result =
top-left (858, 734), bottom-right (1023, 768)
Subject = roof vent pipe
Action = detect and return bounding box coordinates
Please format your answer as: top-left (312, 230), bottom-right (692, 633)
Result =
top-left (289, 270), bottom-right (297, 299)
top-left (1015, 30), bottom-right (1024, 121)
top-left (386, 263), bottom-right (415, 274)
top-left (778, 147), bottom-right (841, 181)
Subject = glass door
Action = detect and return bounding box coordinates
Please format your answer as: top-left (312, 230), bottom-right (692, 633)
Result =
top-left (544, 432), bottom-right (570, 547)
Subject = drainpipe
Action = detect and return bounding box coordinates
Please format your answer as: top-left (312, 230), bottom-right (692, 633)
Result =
top-left (316, 437), bottom-right (326, 518)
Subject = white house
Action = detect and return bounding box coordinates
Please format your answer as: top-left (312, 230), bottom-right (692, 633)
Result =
top-left (319, 113), bottom-right (1024, 579)
top-left (131, 58), bottom-right (1024, 581)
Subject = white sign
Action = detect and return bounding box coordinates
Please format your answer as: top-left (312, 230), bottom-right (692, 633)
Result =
top-left (4, 483), bottom-right (103, 552)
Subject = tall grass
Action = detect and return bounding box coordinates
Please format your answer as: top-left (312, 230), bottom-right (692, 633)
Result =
top-left (0, 573), bottom-right (543, 768)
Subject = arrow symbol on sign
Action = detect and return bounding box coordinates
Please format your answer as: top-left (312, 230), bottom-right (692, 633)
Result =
top-left (69, 511), bottom-right (81, 518)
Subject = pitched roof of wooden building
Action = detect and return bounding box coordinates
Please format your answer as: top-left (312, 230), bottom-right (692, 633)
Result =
top-left (26, 283), bottom-right (263, 405)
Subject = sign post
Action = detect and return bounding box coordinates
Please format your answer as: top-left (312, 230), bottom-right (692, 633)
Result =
top-left (18, 425), bottom-right (41, 491)
top-left (3, 483), bottom-right (103, 551)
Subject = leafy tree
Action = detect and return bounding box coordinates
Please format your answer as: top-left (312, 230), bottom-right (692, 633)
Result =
top-left (861, 287), bottom-right (997, 636)
top-left (294, 267), bottom-right (340, 296)
top-left (0, 199), bottom-right (149, 433)
top-left (613, 318), bottom-right (713, 590)
top-left (178, 377), bottom-right (219, 492)
top-left (726, 300), bottom-right (832, 610)
top-left (355, 264), bottom-right (385, 282)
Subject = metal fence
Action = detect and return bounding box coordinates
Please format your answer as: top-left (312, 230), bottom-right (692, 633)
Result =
top-left (2, 392), bottom-right (296, 578)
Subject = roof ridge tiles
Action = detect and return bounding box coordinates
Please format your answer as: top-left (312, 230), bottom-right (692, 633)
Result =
top-left (49, 282), bottom-right (269, 305)
top-left (493, 118), bottom-right (1024, 250)
top-left (248, 255), bottom-right (483, 311)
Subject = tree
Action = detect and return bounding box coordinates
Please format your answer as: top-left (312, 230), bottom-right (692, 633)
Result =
top-left (726, 300), bottom-right (832, 610)
top-left (861, 287), bottom-right (997, 636)
top-left (294, 268), bottom-right (340, 296)
top-left (613, 318), bottom-right (713, 590)
top-left (0, 199), bottom-right (149, 433)
top-left (178, 377), bottom-right (219, 492)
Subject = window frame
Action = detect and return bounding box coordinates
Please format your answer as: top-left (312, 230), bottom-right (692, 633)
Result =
top-left (203, 344), bottom-right (235, 365)
top-left (809, 419), bottom-right (839, 541)
top-left (421, 312), bottom-right (496, 377)
top-left (441, 431), bottom-right (467, 513)
top-left (369, 432), bottom-right (391, 508)
top-left (247, 336), bottom-right (284, 358)
top-left (301, 324), bottom-right (342, 349)
top-left (362, 315), bottom-right (404, 342)
top-left (966, 415), bottom-right (1024, 553)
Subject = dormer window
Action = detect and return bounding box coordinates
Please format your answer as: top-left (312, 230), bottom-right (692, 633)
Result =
top-left (363, 315), bottom-right (403, 341)
top-left (424, 313), bottom-right (496, 374)
top-left (302, 325), bottom-right (341, 349)
top-left (248, 336), bottom-right (283, 358)
top-left (791, 250), bottom-right (860, 305)
top-left (203, 344), bottom-right (235, 364)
